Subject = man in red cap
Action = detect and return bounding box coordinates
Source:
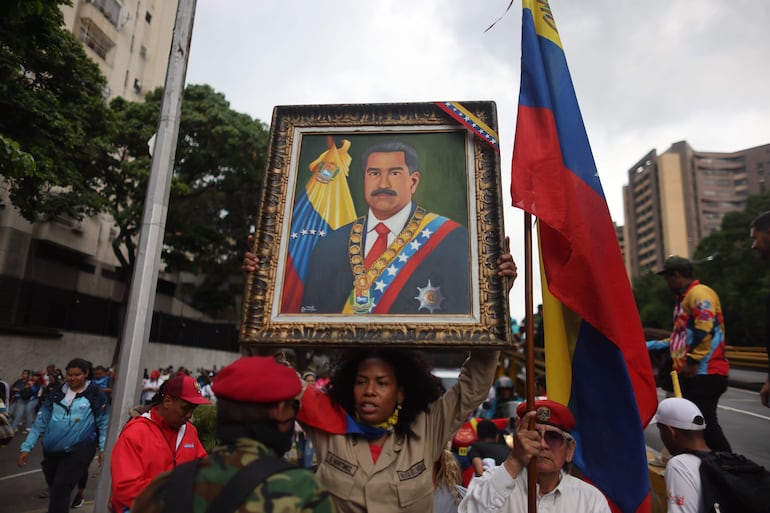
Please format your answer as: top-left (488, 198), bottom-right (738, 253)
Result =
top-left (459, 399), bottom-right (610, 513)
top-left (110, 374), bottom-right (209, 512)
top-left (132, 357), bottom-right (334, 513)
top-left (141, 370), bottom-right (163, 405)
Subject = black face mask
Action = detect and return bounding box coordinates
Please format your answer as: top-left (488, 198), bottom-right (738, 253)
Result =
top-left (217, 419), bottom-right (295, 456)
top-left (269, 419), bottom-right (295, 456)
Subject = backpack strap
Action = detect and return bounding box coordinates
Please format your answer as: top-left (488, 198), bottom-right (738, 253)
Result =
top-left (161, 458), bottom-right (201, 513)
top-left (203, 454), bottom-right (294, 513)
top-left (680, 449), bottom-right (718, 512)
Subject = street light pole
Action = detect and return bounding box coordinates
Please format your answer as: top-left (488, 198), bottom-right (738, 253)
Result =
top-left (93, 1), bottom-right (197, 511)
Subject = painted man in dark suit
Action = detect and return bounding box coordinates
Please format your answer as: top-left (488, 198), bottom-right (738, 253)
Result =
top-left (300, 140), bottom-right (470, 315)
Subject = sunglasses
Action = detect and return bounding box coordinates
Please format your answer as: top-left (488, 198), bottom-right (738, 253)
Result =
top-left (536, 427), bottom-right (573, 449)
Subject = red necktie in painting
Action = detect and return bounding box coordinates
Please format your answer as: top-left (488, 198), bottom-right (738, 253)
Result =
top-left (365, 223), bottom-right (390, 269)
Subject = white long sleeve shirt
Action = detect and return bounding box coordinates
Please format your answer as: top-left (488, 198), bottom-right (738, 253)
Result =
top-left (459, 465), bottom-right (610, 513)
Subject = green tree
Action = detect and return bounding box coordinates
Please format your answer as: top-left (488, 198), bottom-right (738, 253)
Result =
top-left (0, 0), bottom-right (114, 220)
top-left (692, 194), bottom-right (770, 346)
top-left (107, 85), bottom-right (268, 318)
top-left (632, 270), bottom-right (672, 330)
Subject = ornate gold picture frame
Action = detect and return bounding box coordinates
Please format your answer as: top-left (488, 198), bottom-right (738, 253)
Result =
top-left (241, 101), bottom-right (510, 348)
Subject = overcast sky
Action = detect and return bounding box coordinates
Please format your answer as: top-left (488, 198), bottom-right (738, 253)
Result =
top-left (185, 0), bottom-right (770, 320)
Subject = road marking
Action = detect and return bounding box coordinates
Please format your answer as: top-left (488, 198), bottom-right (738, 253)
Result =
top-left (658, 388), bottom-right (770, 420)
top-left (727, 387), bottom-right (761, 396)
top-left (718, 404), bottom-right (770, 421)
top-left (0, 468), bottom-right (42, 481)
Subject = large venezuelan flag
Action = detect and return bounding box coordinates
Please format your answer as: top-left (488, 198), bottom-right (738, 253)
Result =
top-left (281, 137), bottom-right (357, 312)
top-left (511, 2), bottom-right (658, 513)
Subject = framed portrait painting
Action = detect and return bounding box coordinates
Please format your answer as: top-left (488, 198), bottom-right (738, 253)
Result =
top-left (241, 101), bottom-right (510, 348)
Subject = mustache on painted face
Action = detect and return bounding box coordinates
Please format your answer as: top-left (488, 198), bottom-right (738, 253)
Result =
top-left (370, 188), bottom-right (397, 197)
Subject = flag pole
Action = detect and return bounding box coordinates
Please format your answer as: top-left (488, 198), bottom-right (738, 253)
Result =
top-left (523, 212), bottom-right (537, 513)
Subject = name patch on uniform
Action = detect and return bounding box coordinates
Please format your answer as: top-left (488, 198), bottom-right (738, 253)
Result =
top-left (397, 460), bottom-right (426, 481)
top-left (325, 452), bottom-right (358, 477)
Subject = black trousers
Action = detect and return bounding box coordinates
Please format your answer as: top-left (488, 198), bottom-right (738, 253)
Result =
top-left (679, 373), bottom-right (732, 452)
top-left (41, 443), bottom-right (96, 513)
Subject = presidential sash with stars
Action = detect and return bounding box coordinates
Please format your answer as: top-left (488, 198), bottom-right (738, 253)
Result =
top-left (342, 206), bottom-right (461, 314)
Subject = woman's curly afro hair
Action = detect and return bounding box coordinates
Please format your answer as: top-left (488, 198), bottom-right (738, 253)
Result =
top-left (326, 348), bottom-right (445, 437)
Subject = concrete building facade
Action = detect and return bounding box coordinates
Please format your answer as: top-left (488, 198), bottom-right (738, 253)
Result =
top-left (60, 0), bottom-right (179, 101)
top-left (623, 141), bottom-right (770, 277)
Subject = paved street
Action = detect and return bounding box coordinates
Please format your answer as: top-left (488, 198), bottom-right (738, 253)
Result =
top-left (0, 434), bottom-right (99, 513)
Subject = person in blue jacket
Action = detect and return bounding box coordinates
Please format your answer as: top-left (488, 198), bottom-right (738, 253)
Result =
top-left (17, 358), bottom-right (109, 513)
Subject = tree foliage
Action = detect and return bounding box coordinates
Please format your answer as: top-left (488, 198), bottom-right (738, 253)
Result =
top-left (107, 85), bottom-right (268, 317)
top-left (633, 192), bottom-right (770, 346)
top-left (0, 0), bottom-right (114, 220)
top-left (632, 270), bottom-right (672, 329)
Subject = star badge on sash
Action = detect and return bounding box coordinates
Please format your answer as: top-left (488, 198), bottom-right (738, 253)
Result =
top-left (415, 280), bottom-right (444, 313)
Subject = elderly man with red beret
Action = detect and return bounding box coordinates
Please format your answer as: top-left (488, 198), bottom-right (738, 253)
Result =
top-left (132, 356), bottom-right (334, 513)
top-left (459, 400), bottom-right (610, 513)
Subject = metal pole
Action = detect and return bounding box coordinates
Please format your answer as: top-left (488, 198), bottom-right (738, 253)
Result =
top-left (524, 213), bottom-right (537, 513)
top-left (93, 1), bottom-right (197, 511)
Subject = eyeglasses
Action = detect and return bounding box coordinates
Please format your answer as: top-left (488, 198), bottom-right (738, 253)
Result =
top-left (536, 427), bottom-right (573, 449)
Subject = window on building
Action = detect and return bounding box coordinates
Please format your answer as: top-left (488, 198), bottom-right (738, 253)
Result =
top-left (91, 0), bottom-right (122, 27)
top-left (78, 18), bottom-right (115, 60)
top-left (140, 45), bottom-right (147, 59)
top-left (145, 10), bottom-right (152, 23)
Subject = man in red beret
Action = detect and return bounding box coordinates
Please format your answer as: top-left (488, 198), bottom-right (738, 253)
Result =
top-left (110, 374), bottom-right (209, 512)
top-left (132, 356), bottom-right (334, 513)
top-left (459, 399), bottom-right (610, 513)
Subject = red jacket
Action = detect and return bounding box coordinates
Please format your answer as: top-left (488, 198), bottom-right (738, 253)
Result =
top-left (110, 406), bottom-right (207, 512)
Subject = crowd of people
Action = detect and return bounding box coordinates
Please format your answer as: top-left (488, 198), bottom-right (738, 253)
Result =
top-left (3, 208), bottom-right (769, 513)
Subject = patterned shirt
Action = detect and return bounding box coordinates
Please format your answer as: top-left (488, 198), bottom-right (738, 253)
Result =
top-left (670, 281), bottom-right (729, 375)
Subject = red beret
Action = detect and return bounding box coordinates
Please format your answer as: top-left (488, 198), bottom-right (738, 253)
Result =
top-left (516, 399), bottom-right (576, 433)
top-left (212, 356), bottom-right (301, 403)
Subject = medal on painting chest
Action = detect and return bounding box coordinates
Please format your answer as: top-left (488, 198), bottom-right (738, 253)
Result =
top-left (349, 223), bottom-right (373, 313)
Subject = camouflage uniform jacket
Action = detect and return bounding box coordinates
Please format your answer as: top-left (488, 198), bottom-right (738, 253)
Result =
top-left (132, 437), bottom-right (336, 513)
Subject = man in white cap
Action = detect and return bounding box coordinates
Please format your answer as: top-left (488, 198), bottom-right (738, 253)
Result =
top-left (651, 397), bottom-right (710, 513)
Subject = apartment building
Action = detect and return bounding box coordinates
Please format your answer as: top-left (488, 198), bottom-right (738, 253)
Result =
top-left (60, 0), bottom-right (178, 101)
top-left (623, 141), bottom-right (770, 277)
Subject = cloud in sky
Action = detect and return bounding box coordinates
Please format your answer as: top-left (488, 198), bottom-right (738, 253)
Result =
top-left (186, 0), bottom-right (770, 319)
